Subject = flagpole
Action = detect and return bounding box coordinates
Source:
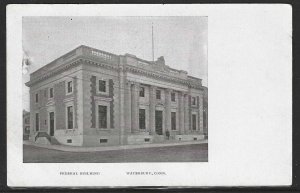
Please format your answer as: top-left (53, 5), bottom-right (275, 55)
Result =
top-left (152, 22), bottom-right (154, 62)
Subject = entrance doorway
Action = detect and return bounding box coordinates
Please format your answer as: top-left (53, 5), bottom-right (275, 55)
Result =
top-left (155, 110), bottom-right (163, 135)
top-left (49, 112), bottom-right (55, 136)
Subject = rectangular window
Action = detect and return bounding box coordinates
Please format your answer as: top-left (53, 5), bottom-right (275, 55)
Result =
top-left (100, 138), bottom-right (108, 143)
top-left (35, 93), bottom-right (39, 103)
top-left (67, 81), bottom-right (73, 94)
top-left (139, 87), bottom-right (145, 97)
top-left (139, 109), bottom-right (146, 130)
top-left (171, 112), bottom-right (176, 130)
top-left (35, 113), bottom-right (39, 131)
top-left (171, 92), bottom-right (176, 102)
top-left (192, 97), bottom-right (196, 105)
top-left (67, 106), bottom-right (73, 129)
top-left (156, 90), bottom-right (161, 100)
top-left (192, 114), bottom-right (197, 130)
top-left (98, 105), bottom-right (107, 128)
top-left (99, 80), bottom-right (106, 92)
top-left (49, 88), bottom-right (54, 98)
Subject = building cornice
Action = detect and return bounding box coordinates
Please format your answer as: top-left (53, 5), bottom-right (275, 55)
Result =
top-left (125, 65), bottom-right (202, 89)
top-left (26, 57), bottom-right (202, 90)
top-left (25, 58), bottom-right (82, 87)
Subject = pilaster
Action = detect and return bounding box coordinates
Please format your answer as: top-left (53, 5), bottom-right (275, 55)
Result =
top-left (184, 93), bottom-right (189, 134)
top-left (179, 91), bottom-right (185, 134)
top-left (118, 67), bottom-right (126, 144)
top-left (125, 80), bottom-right (132, 133)
top-left (198, 94), bottom-right (204, 134)
top-left (165, 89), bottom-right (171, 132)
top-left (149, 85), bottom-right (156, 135)
top-left (131, 82), bottom-right (139, 133)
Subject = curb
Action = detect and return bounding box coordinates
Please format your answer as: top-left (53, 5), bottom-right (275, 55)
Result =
top-left (24, 140), bottom-right (208, 153)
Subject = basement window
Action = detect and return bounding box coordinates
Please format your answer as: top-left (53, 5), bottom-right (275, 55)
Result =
top-left (144, 138), bottom-right (150, 142)
top-left (67, 139), bottom-right (72, 143)
top-left (100, 139), bottom-right (108, 143)
top-left (194, 137), bottom-right (197, 141)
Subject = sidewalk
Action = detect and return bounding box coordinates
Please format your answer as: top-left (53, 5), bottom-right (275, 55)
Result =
top-left (23, 139), bottom-right (208, 153)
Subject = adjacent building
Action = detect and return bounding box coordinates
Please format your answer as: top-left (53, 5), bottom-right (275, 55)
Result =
top-left (23, 110), bottom-right (30, 140)
top-left (26, 45), bottom-right (207, 146)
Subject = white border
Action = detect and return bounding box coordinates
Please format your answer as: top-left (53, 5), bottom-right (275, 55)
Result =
top-left (7, 4), bottom-right (292, 187)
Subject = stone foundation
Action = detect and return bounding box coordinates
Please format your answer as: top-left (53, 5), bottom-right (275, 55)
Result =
top-left (175, 134), bottom-right (205, 141)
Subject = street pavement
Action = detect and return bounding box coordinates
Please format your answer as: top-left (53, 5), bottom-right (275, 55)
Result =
top-left (23, 143), bottom-right (208, 163)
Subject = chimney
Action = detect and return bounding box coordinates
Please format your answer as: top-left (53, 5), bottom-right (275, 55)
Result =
top-left (156, 56), bottom-right (165, 65)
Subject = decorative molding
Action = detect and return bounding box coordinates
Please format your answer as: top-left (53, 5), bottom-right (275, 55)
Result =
top-left (63, 97), bottom-right (75, 103)
top-left (26, 59), bottom-right (81, 87)
top-left (46, 100), bottom-right (55, 107)
top-left (125, 66), bottom-right (202, 89)
top-left (26, 56), bottom-right (202, 90)
top-left (94, 96), bottom-right (113, 102)
top-left (139, 102), bottom-right (150, 106)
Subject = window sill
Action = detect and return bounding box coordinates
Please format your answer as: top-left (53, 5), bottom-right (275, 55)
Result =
top-left (96, 128), bottom-right (112, 131)
top-left (63, 97), bottom-right (75, 103)
top-left (47, 98), bottom-right (54, 102)
top-left (97, 91), bottom-right (109, 95)
top-left (94, 96), bottom-right (112, 102)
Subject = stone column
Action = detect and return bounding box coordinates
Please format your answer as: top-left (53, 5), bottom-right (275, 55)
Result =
top-left (119, 68), bottom-right (126, 144)
top-left (131, 82), bottom-right (139, 133)
top-left (165, 89), bottom-right (171, 132)
top-left (198, 94), bottom-right (204, 134)
top-left (179, 92), bottom-right (185, 134)
top-left (184, 93), bottom-right (189, 134)
top-left (149, 85), bottom-right (156, 135)
top-left (125, 81), bottom-right (132, 133)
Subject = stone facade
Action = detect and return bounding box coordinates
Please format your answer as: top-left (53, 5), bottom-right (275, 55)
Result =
top-left (26, 45), bottom-right (207, 147)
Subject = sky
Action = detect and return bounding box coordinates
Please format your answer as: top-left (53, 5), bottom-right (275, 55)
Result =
top-left (22, 16), bottom-right (208, 111)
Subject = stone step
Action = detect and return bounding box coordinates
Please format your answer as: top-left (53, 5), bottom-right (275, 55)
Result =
top-left (127, 135), bottom-right (153, 145)
top-left (152, 135), bottom-right (165, 143)
top-left (35, 131), bottom-right (61, 145)
top-left (50, 136), bottom-right (61, 145)
top-left (175, 134), bottom-right (205, 141)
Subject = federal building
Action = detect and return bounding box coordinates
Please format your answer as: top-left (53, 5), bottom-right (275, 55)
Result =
top-left (26, 45), bottom-right (208, 147)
